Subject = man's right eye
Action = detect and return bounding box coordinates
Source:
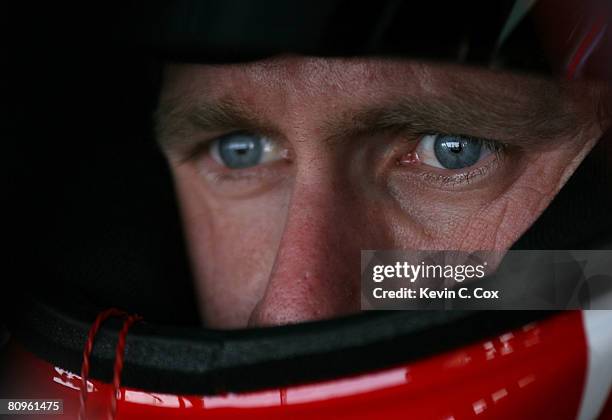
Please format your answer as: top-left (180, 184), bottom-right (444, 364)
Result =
top-left (210, 132), bottom-right (284, 169)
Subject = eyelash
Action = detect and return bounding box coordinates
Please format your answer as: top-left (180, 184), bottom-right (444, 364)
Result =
top-left (187, 133), bottom-right (289, 186)
top-left (481, 138), bottom-right (507, 157)
top-left (408, 137), bottom-right (508, 188)
top-left (418, 154), bottom-right (503, 187)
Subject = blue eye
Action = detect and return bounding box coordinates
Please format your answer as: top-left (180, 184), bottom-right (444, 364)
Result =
top-left (211, 132), bottom-right (286, 169)
top-left (215, 132), bottom-right (264, 169)
top-left (417, 134), bottom-right (492, 170)
top-left (433, 135), bottom-right (482, 169)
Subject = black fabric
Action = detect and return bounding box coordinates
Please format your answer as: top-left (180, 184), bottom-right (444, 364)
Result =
top-left (120, 0), bottom-right (554, 74)
top-left (6, 13), bottom-right (199, 325)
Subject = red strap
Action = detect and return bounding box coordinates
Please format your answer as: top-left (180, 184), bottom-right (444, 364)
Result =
top-left (109, 314), bottom-right (142, 420)
top-left (79, 309), bottom-right (142, 420)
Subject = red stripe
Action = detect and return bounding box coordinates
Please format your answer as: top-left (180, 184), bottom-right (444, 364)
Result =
top-left (566, 17), bottom-right (607, 80)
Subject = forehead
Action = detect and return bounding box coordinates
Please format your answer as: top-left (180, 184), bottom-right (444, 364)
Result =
top-left (160, 56), bottom-right (546, 106)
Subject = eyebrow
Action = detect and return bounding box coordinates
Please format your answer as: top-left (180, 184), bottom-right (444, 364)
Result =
top-left (155, 80), bottom-right (586, 155)
top-left (325, 85), bottom-right (583, 147)
top-left (155, 98), bottom-right (264, 150)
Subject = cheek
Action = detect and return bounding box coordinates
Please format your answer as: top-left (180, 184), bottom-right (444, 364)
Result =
top-left (170, 164), bottom-right (290, 327)
top-left (381, 143), bottom-right (589, 251)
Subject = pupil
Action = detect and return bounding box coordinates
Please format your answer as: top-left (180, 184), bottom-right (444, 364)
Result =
top-left (448, 141), bottom-right (463, 153)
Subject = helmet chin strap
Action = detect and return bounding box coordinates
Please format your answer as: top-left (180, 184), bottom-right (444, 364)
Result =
top-left (79, 309), bottom-right (142, 420)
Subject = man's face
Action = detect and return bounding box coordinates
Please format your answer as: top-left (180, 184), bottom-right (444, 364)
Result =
top-left (156, 56), bottom-right (606, 329)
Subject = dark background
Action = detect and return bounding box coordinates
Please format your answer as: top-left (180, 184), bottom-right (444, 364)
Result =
top-left (4, 3), bottom-right (200, 325)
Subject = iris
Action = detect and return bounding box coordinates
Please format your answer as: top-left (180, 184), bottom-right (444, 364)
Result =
top-left (217, 133), bottom-right (264, 169)
top-left (433, 135), bottom-right (483, 169)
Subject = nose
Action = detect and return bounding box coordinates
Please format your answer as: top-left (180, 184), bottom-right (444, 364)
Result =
top-left (248, 177), bottom-right (369, 327)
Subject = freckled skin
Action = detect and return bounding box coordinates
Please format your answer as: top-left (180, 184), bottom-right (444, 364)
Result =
top-left (159, 56), bottom-right (605, 329)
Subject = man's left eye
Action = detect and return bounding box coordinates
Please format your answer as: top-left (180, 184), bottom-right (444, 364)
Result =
top-left (210, 132), bottom-right (284, 169)
top-left (416, 134), bottom-right (495, 170)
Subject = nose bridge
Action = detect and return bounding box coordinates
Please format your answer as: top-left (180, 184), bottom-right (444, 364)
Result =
top-left (248, 174), bottom-right (362, 327)
top-left (274, 180), bottom-right (345, 279)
